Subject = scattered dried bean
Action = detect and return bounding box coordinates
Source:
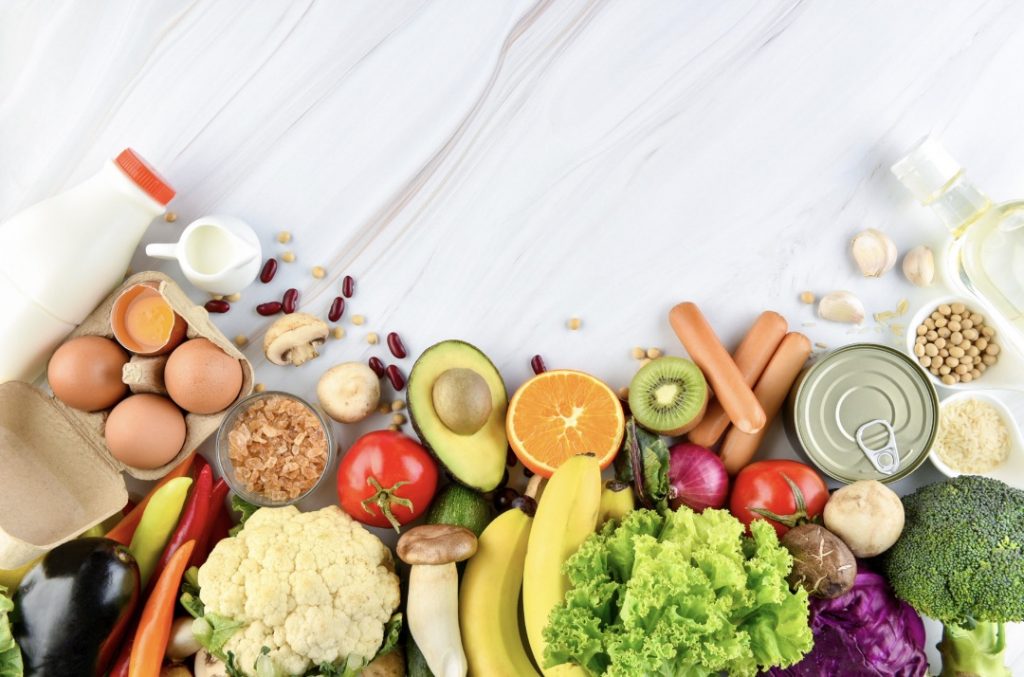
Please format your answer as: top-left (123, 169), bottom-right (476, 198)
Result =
top-left (257, 301), bottom-right (283, 316)
top-left (386, 364), bottom-right (406, 390)
top-left (260, 258), bottom-right (278, 283)
top-left (205, 299), bottom-right (230, 314)
top-left (368, 356), bottom-right (386, 378)
top-left (282, 288), bottom-right (299, 314)
top-left (327, 296), bottom-right (345, 322)
top-left (342, 275), bottom-right (355, 298)
top-left (530, 354), bottom-right (547, 374)
top-left (387, 332), bottom-right (407, 359)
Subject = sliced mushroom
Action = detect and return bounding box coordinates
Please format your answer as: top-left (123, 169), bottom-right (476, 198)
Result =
top-left (398, 525), bottom-right (477, 677)
top-left (263, 313), bottom-right (329, 367)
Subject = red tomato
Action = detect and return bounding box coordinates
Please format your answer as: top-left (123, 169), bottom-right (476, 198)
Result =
top-left (729, 460), bottom-right (828, 537)
top-left (337, 430), bottom-right (438, 530)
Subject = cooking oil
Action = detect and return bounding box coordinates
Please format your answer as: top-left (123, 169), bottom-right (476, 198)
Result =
top-left (893, 138), bottom-right (1024, 346)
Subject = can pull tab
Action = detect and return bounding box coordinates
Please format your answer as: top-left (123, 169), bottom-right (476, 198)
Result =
top-left (855, 419), bottom-right (901, 476)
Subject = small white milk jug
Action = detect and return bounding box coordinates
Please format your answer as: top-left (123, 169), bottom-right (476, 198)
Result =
top-left (146, 215), bottom-right (261, 296)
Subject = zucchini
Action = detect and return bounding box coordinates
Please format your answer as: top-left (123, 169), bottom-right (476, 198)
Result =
top-left (425, 484), bottom-right (492, 536)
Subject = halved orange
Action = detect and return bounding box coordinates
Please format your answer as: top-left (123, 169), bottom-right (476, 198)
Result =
top-left (507, 369), bottom-right (625, 477)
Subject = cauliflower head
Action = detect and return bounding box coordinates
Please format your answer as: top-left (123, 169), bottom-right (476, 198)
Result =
top-left (197, 505), bottom-right (400, 676)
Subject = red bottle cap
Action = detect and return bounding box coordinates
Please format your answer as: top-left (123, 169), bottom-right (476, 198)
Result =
top-left (115, 148), bottom-right (175, 206)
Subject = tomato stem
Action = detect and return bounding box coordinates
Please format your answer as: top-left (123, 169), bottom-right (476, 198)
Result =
top-left (361, 476), bottom-right (414, 532)
top-left (749, 473), bottom-right (811, 529)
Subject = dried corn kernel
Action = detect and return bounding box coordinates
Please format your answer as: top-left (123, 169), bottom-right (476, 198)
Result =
top-left (276, 231), bottom-right (292, 244)
top-left (282, 251), bottom-right (296, 263)
top-left (332, 326), bottom-right (345, 339)
top-left (312, 266), bottom-right (326, 279)
top-left (352, 314), bottom-right (366, 326)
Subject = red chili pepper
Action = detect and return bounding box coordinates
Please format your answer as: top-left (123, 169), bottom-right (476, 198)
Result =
top-left (106, 454), bottom-right (199, 546)
top-left (150, 465), bottom-right (212, 586)
top-left (208, 501), bottom-right (234, 546)
top-left (191, 478), bottom-right (230, 567)
top-left (108, 628), bottom-right (133, 677)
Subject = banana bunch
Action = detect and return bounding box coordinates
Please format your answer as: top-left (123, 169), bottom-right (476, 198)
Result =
top-left (460, 455), bottom-right (611, 676)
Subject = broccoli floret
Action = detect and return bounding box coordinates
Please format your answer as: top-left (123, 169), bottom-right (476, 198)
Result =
top-left (881, 475), bottom-right (1024, 625)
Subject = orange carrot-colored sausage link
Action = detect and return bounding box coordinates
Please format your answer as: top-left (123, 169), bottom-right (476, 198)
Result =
top-left (669, 302), bottom-right (766, 434)
top-left (128, 540), bottom-right (196, 677)
top-left (689, 311), bottom-right (787, 448)
top-left (719, 333), bottom-right (812, 474)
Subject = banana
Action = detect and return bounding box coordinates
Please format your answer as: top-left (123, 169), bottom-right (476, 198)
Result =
top-left (523, 454), bottom-right (602, 675)
top-left (598, 479), bottom-right (635, 525)
top-left (459, 498), bottom-right (540, 677)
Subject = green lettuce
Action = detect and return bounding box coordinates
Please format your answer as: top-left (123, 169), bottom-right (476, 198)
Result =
top-left (543, 508), bottom-right (813, 676)
top-left (0, 587), bottom-right (22, 677)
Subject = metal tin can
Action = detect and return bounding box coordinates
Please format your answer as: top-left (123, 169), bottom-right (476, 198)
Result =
top-left (785, 343), bottom-right (938, 483)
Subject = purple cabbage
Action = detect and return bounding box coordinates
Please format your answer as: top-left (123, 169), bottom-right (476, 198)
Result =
top-left (768, 569), bottom-right (929, 677)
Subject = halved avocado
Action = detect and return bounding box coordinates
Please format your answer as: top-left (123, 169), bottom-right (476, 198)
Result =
top-left (408, 340), bottom-right (508, 491)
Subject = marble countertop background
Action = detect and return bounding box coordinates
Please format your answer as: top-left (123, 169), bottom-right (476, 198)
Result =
top-left (3, 0), bottom-right (1023, 672)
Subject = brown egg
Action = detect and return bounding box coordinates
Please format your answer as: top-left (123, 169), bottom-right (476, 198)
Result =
top-left (48, 336), bottom-right (129, 411)
top-left (105, 394), bottom-right (186, 469)
top-left (165, 338), bottom-right (243, 414)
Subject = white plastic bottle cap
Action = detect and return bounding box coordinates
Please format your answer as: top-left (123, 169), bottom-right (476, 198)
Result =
top-left (891, 137), bottom-right (962, 203)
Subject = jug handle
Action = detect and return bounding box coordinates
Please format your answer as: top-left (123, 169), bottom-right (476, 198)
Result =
top-left (146, 243), bottom-right (179, 261)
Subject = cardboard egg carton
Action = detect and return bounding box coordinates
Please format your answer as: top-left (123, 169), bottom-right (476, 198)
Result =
top-left (0, 271), bottom-right (254, 568)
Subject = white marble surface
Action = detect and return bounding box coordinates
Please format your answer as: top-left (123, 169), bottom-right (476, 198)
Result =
top-left (3, 0), bottom-right (1024, 672)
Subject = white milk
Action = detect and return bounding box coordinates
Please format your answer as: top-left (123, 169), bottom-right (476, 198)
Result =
top-left (0, 149), bottom-right (174, 383)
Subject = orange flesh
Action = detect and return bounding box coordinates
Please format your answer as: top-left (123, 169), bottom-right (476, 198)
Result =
top-left (507, 370), bottom-right (624, 476)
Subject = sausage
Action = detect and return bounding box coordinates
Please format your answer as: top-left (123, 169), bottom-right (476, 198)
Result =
top-left (668, 302), bottom-right (766, 434)
top-left (688, 311), bottom-right (788, 448)
top-left (719, 332), bottom-right (812, 474)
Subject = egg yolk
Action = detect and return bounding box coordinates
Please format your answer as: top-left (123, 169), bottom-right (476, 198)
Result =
top-left (124, 295), bottom-right (176, 351)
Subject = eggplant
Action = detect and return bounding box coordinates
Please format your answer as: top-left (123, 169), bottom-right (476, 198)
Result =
top-left (12, 537), bottom-right (139, 676)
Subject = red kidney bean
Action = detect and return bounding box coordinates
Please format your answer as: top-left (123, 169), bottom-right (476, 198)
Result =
top-left (204, 299), bottom-right (230, 314)
top-left (386, 332), bottom-right (407, 359)
top-left (282, 288), bottom-right (299, 314)
top-left (256, 301), bottom-right (283, 316)
top-left (530, 354), bottom-right (547, 374)
top-left (385, 364), bottom-right (405, 391)
top-left (368, 357), bottom-right (386, 378)
top-left (259, 258), bottom-right (278, 284)
top-left (342, 275), bottom-right (355, 298)
top-left (328, 297), bottom-right (345, 322)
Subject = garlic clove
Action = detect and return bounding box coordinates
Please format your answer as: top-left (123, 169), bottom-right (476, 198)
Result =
top-left (902, 245), bottom-right (935, 287)
top-left (851, 228), bottom-right (898, 277)
top-left (818, 291), bottom-right (866, 324)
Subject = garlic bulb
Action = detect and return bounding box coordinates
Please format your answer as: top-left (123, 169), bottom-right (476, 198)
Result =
top-left (818, 291), bottom-right (865, 324)
top-left (902, 245), bottom-right (935, 287)
top-left (851, 229), bottom-right (898, 277)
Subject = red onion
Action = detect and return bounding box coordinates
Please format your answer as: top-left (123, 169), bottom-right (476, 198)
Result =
top-left (668, 443), bottom-right (728, 512)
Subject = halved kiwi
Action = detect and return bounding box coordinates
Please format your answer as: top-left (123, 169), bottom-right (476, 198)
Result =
top-left (628, 357), bottom-right (708, 435)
